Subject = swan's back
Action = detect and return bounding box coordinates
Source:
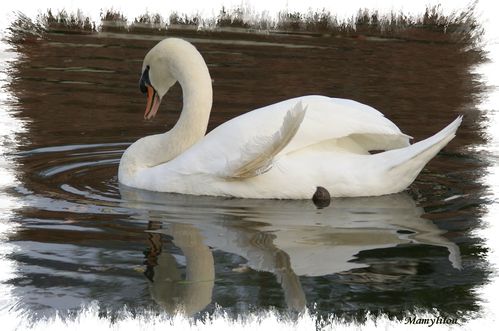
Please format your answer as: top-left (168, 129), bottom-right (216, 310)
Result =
top-left (133, 95), bottom-right (460, 198)
top-left (169, 95), bottom-right (410, 174)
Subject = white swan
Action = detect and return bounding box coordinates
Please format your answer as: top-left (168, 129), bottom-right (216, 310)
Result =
top-left (118, 38), bottom-right (462, 199)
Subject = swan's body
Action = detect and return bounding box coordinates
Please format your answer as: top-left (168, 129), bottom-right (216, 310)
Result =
top-left (119, 38), bottom-right (462, 199)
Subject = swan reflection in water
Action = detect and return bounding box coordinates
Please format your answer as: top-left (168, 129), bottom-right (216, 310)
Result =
top-left (120, 186), bottom-right (462, 315)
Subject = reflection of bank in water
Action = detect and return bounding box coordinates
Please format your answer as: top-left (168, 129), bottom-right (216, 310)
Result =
top-left (122, 187), bottom-right (462, 315)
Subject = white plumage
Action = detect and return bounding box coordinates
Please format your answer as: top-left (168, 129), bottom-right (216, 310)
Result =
top-left (118, 38), bottom-right (462, 199)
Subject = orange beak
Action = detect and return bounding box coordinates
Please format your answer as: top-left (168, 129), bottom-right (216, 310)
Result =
top-left (144, 85), bottom-right (161, 120)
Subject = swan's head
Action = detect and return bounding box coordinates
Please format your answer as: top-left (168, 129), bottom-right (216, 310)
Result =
top-left (139, 39), bottom-right (178, 119)
top-left (139, 38), bottom-right (212, 120)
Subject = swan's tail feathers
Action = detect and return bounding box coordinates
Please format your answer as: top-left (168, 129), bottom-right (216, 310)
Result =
top-left (223, 101), bottom-right (307, 179)
top-left (383, 116), bottom-right (462, 179)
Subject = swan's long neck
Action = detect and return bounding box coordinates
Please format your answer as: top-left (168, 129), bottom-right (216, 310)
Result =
top-left (169, 48), bottom-right (213, 149)
top-left (119, 41), bottom-right (212, 184)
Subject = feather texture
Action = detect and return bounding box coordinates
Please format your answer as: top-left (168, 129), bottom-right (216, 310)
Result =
top-left (223, 102), bottom-right (307, 179)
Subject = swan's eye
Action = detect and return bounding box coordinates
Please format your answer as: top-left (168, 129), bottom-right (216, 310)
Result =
top-left (139, 65), bottom-right (151, 94)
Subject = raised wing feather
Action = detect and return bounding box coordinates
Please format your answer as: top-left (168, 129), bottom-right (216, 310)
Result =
top-left (222, 102), bottom-right (307, 178)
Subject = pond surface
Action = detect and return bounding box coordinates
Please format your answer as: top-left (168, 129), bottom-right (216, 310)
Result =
top-left (0, 23), bottom-right (492, 321)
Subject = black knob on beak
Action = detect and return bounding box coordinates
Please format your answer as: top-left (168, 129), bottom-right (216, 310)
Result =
top-left (139, 65), bottom-right (151, 95)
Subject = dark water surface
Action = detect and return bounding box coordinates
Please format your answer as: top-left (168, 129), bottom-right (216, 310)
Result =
top-left (0, 26), bottom-right (491, 321)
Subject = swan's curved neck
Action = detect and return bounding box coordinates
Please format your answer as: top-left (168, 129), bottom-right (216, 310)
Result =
top-left (119, 43), bottom-right (212, 184)
top-left (169, 52), bottom-right (213, 147)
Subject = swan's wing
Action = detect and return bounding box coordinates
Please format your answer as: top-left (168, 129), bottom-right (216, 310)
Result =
top-left (220, 102), bottom-right (307, 179)
top-left (279, 97), bottom-right (412, 155)
top-left (204, 96), bottom-right (410, 159)
top-left (166, 95), bottom-right (411, 179)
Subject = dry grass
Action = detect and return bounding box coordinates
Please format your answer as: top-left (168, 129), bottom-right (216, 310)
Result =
top-left (40, 9), bottom-right (95, 33)
top-left (5, 4), bottom-right (483, 49)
